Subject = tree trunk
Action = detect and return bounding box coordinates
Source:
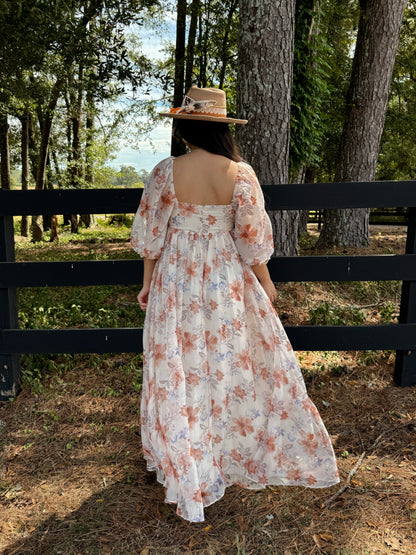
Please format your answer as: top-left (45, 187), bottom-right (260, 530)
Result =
top-left (79, 214), bottom-right (95, 228)
top-left (43, 153), bottom-right (53, 233)
top-left (238, 0), bottom-right (298, 256)
top-left (68, 65), bottom-right (84, 188)
top-left (27, 113), bottom-right (37, 183)
top-left (31, 79), bottom-right (62, 242)
top-left (198, 1), bottom-right (210, 88)
top-left (85, 92), bottom-right (94, 187)
top-left (171, 0), bottom-right (187, 157)
top-left (317, 0), bottom-right (407, 248)
top-left (81, 91), bottom-right (95, 228)
top-left (20, 113), bottom-right (30, 236)
top-left (219, 0), bottom-right (238, 89)
top-left (0, 115), bottom-right (11, 190)
top-left (185, 0), bottom-right (200, 91)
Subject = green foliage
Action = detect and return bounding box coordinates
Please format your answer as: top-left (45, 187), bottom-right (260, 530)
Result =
top-left (314, 0), bottom-right (360, 182)
top-left (112, 165), bottom-right (146, 188)
top-left (309, 300), bottom-right (366, 326)
top-left (158, 0), bottom-right (239, 115)
top-left (1, 0), bottom-right (161, 201)
top-left (330, 280), bottom-right (401, 305)
top-left (378, 4), bottom-right (416, 180)
top-left (16, 224), bottom-right (146, 391)
top-left (379, 301), bottom-right (399, 324)
top-left (290, 0), bottom-right (333, 175)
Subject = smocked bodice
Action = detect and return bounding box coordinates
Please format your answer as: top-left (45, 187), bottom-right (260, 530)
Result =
top-left (169, 202), bottom-right (235, 234)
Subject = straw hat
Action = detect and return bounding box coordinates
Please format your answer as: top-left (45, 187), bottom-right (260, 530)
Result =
top-left (159, 86), bottom-right (247, 124)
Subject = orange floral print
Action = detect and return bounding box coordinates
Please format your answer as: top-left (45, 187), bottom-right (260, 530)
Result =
top-left (233, 385), bottom-right (246, 399)
top-left (236, 349), bottom-right (252, 370)
top-left (232, 417), bottom-right (255, 437)
top-left (236, 223), bottom-right (258, 244)
top-left (180, 405), bottom-right (200, 429)
top-left (154, 344), bottom-right (166, 363)
top-left (131, 157), bottom-right (339, 523)
top-left (182, 332), bottom-right (198, 353)
top-left (205, 331), bottom-right (218, 351)
top-left (211, 400), bottom-right (223, 419)
top-left (210, 299), bottom-right (218, 310)
top-left (230, 280), bottom-right (244, 301)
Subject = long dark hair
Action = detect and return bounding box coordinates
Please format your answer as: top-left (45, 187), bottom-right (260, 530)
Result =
top-left (174, 119), bottom-right (242, 162)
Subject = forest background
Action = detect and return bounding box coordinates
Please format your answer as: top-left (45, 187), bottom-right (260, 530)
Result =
top-left (1, 0), bottom-right (415, 248)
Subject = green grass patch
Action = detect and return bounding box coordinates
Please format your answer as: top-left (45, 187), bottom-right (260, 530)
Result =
top-left (309, 301), bottom-right (366, 325)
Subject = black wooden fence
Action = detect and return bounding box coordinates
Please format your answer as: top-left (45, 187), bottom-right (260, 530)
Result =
top-left (1, 181), bottom-right (416, 402)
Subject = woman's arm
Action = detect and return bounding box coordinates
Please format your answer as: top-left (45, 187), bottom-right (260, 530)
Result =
top-left (251, 263), bottom-right (277, 303)
top-left (137, 258), bottom-right (157, 310)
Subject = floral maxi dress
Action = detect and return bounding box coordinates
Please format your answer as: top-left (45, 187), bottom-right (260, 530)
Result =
top-left (130, 156), bottom-right (339, 522)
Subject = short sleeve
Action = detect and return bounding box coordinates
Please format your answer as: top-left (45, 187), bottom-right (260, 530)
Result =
top-left (130, 157), bottom-right (176, 259)
top-left (231, 162), bottom-right (274, 265)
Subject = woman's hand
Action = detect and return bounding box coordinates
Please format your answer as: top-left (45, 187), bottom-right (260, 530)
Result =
top-left (250, 263), bottom-right (277, 303)
top-left (137, 284), bottom-right (150, 311)
top-left (137, 259), bottom-right (157, 311)
top-left (260, 278), bottom-right (277, 304)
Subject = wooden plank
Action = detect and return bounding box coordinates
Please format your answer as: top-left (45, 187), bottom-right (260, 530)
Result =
top-left (268, 254), bottom-right (416, 282)
top-left (0, 188), bottom-right (143, 216)
top-left (0, 328), bottom-right (143, 354)
top-left (0, 260), bottom-right (143, 287)
top-left (1, 324), bottom-right (416, 354)
top-left (395, 207), bottom-right (416, 386)
top-left (286, 323), bottom-right (416, 351)
top-left (263, 180), bottom-right (416, 210)
top-left (1, 180), bottom-right (416, 216)
top-left (0, 216), bottom-right (20, 401)
top-left (1, 254), bottom-right (416, 288)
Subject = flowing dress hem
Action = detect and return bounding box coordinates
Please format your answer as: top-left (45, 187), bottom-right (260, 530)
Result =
top-left (143, 453), bottom-right (340, 523)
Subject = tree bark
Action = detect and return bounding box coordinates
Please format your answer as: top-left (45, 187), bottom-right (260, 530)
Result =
top-left (20, 113), bottom-right (30, 236)
top-left (219, 0), bottom-right (238, 89)
top-left (317, 0), bottom-right (408, 248)
top-left (198, 0), bottom-right (211, 88)
top-left (68, 65), bottom-right (84, 188)
top-left (171, 0), bottom-right (187, 157)
top-left (185, 0), bottom-right (200, 91)
top-left (238, 0), bottom-right (298, 256)
top-left (0, 115), bottom-right (11, 190)
top-left (31, 78), bottom-right (62, 242)
top-left (81, 90), bottom-right (95, 229)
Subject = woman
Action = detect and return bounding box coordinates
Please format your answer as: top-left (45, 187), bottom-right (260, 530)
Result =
top-left (130, 86), bottom-right (339, 522)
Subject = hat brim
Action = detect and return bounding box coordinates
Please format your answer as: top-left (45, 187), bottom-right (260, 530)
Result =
top-left (159, 112), bottom-right (247, 125)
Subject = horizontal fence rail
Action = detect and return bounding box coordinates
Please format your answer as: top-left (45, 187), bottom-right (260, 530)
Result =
top-left (1, 254), bottom-right (416, 287)
top-left (1, 180), bottom-right (416, 215)
top-left (1, 182), bottom-right (416, 401)
top-left (1, 324), bottom-right (416, 354)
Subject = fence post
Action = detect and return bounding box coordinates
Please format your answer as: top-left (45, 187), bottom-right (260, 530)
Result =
top-left (0, 215), bottom-right (20, 401)
top-left (394, 206), bottom-right (416, 387)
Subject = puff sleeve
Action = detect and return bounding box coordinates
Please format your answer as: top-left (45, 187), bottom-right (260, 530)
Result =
top-left (232, 162), bottom-right (274, 266)
top-left (130, 157), bottom-right (176, 259)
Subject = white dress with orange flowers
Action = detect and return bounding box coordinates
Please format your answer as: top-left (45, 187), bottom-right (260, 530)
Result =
top-left (130, 156), bottom-right (339, 522)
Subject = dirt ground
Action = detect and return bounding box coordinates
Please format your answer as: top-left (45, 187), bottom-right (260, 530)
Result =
top-left (1, 224), bottom-right (415, 555)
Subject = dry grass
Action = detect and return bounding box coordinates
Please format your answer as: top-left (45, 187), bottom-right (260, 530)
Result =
top-left (1, 224), bottom-right (415, 555)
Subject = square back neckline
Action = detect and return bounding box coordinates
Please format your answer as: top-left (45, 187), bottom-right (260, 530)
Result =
top-left (170, 156), bottom-right (242, 208)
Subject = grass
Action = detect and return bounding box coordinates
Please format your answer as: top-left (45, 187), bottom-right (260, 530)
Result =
top-left (0, 222), bottom-right (415, 554)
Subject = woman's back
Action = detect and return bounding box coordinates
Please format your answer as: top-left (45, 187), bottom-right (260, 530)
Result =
top-left (173, 149), bottom-right (239, 206)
